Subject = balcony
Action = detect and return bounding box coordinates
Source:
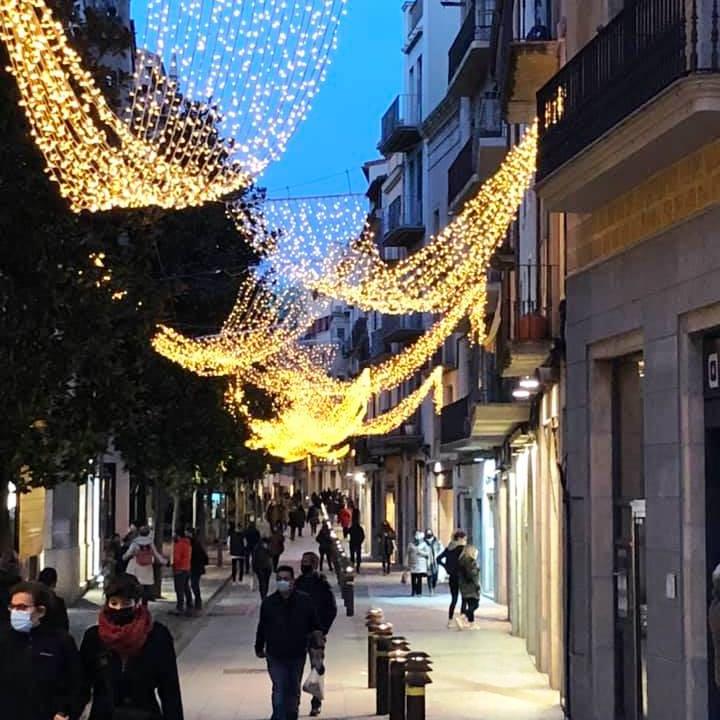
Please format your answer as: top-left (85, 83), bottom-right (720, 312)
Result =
top-left (501, 264), bottom-right (557, 378)
top-left (383, 196), bottom-right (425, 247)
top-left (537, 0), bottom-right (720, 212)
top-left (448, 0), bottom-right (496, 97)
top-left (378, 95), bottom-right (422, 155)
top-left (382, 312), bottom-right (425, 344)
top-left (447, 126), bottom-right (506, 213)
top-left (366, 413), bottom-right (423, 455)
top-left (440, 393), bottom-right (529, 453)
top-left (404, 0), bottom-right (423, 53)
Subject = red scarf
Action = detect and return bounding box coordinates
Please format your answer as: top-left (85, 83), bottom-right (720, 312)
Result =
top-left (98, 604), bottom-right (153, 658)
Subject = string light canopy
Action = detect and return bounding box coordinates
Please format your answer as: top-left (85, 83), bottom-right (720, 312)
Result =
top-left (0, 0), bottom-right (347, 211)
top-left (229, 124), bottom-right (537, 315)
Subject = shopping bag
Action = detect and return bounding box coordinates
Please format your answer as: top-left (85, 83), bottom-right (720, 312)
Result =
top-left (302, 667), bottom-right (325, 700)
top-left (401, 570), bottom-right (409, 584)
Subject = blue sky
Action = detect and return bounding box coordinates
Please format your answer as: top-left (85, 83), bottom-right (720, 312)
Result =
top-left (260, 1), bottom-right (404, 199)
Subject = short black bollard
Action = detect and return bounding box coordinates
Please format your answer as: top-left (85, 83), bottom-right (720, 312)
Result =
top-left (375, 623), bottom-right (394, 716)
top-left (389, 637), bottom-right (410, 720)
top-left (365, 609), bottom-right (384, 689)
top-left (405, 652), bottom-right (433, 720)
top-left (343, 566), bottom-right (355, 617)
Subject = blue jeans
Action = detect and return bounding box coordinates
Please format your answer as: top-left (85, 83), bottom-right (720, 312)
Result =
top-left (267, 655), bottom-right (306, 720)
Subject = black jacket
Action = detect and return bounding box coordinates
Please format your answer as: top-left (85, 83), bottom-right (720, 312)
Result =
top-left (316, 526), bottom-right (334, 552)
top-left (244, 527), bottom-right (261, 552)
top-left (191, 540), bottom-right (209, 576)
top-left (0, 568), bottom-right (21, 624)
top-left (436, 544), bottom-right (464, 577)
top-left (44, 591), bottom-right (70, 632)
top-left (255, 590), bottom-right (320, 660)
top-left (0, 624), bottom-right (84, 720)
top-left (252, 543), bottom-right (274, 573)
top-left (80, 622), bottom-right (183, 720)
top-left (295, 572), bottom-right (337, 634)
top-left (348, 525), bottom-right (365, 548)
top-left (228, 530), bottom-right (246, 558)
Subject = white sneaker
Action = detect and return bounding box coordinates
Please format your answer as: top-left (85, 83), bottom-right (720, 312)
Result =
top-left (454, 615), bottom-right (466, 630)
top-left (447, 619), bottom-right (456, 629)
top-left (468, 622), bottom-right (481, 630)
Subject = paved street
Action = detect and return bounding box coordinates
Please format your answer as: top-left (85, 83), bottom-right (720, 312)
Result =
top-left (178, 535), bottom-right (562, 720)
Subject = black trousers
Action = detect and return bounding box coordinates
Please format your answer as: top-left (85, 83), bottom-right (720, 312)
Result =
top-left (257, 569), bottom-right (271, 599)
top-left (382, 553), bottom-right (392, 574)
top-left (410, 572), bottom-right (425, 596)
top-left (190, 572), bottom-right (202, 609)
top-left (174, 571), bottom-right (192, 611)
top-left (231, 557), bottom-right (245, 582)
top-left (464, 597), bottom-right (479, 623)
top-left (349, 544), bottom-right (361, 571)
top-left (319, 548), bottom-right (334, 571)
top-left (448, 574), bottom-right (460, 619)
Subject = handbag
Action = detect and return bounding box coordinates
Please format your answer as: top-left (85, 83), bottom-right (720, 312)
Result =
top-left (302, 667), bottom-right (325, 701)
top-left (401, 570), bottom-right (409, 584)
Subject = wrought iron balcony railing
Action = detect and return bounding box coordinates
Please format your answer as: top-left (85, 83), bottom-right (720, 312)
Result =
top-left (448, 0), bottom-right (496, 82)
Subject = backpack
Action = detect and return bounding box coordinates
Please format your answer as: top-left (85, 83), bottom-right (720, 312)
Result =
top-left (135, 545), bottom-right (154, 567)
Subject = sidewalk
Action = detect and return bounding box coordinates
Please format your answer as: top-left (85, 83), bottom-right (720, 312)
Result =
top-left (68, 561), bottom-right (231, 650)
top-left (178, 534), bottom-right (563, 720)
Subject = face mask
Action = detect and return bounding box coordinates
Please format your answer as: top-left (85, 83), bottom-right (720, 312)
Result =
top-left (10, 609), bottom-right (34, 633)
top-left (276, 580), bottom-right (291, 593)
top-left (300, 565), bottom-right (313, 575)
top-left (106, 606), bottom-right (137, 626)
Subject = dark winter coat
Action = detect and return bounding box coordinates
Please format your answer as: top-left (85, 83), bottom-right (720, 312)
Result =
top-left (0, 567), bottom-right (21, 624)
top-left (436, 542), bottom-right (465, 578)
top-left (348, 525), bottom-right (366, 549)
top-left (0, 624), bottom-right (84, 720)
top-left (228, 530), bottom-right (246, 558)
top-left (268, 532), bottom-right (285, 558)
top-left (378, 529), bottom-right (396, 557)
top-left (244, 526), bottom-right (261, 553)
top-left (252, 543), bottom-right (274, 573)
top-left (710, 598), bottom-right (720, 688)
top-left (80, 621), bottom-right (183, 720)
top-left (316, 525), bottom-right (334, 552)
top-left (43, 590), bottom-right (70, 632)
top-left (306, 506), bottom-right (320, 524)
top-left (255, 590), bottom-right (320, 660)
top-left (295, 572), bottom-right (337, 635)
top-left (190, 539), bottom-right (209, 576)
top-left (289, 507), bottom-right (306, 528)
top-left (458, 553), bottom-right (481, 600)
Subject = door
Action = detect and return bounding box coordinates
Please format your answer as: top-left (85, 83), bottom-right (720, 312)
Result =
top-left (705, 425), bottom-right (720, 718)
top-left (614, 502), bottom-right (647, 720)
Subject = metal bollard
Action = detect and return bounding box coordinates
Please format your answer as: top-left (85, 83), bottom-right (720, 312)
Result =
top-left (389, 637), bottom-right (410, 720)
top-left (365, 609), bottom-right (384, 688)
top-left (343, 566), bottom-right (355, 617)
top-left (375, 623), bottom-right (394, 716)
top-left (405, 652), bottom-right (433, 720)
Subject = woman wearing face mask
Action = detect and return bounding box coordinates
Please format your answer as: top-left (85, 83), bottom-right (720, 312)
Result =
top-left (79, 573), bottom-right (184, 720)
top-left (0, 581), bottom-right (84, 720)
top-left (405, 531), bottom-right (430, 597)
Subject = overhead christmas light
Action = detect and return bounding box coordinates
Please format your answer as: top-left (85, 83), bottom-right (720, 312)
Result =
top-left (519, 376), bottom-right (540, 390)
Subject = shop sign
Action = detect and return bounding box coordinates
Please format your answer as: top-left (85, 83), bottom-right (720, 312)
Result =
top-left (704, 337), bottom-right (720, 398)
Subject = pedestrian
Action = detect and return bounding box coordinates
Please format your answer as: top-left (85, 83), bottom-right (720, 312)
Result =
top-left (338, 503), bottom-right (352, 539)
top-left (0, 550), bottom-right (21, 624)
top-left (316, 523), bottom-right (335, 572)
top-left (255, 565), bottom-right (321, 720)
top-left (244, 521), bottom-right (261, 575)
top-left (0, 580), bottom-right (84, 720)
top-left (190, 530), bottom-right (209, 614)
top-left (378, 522), bottom-right (396, 574)
top-left (269, 526), bottom-right (286, 572)
top-left (295, 552), bottom-right (337, 717)
top-left (123, 525), bottom-right (169, 605)
top-left (291, 504), bottom-right (306, 540)
top-left (253, 538), bottom-right (274, 600)
top-left (457, 544), bottom-right (481, 629)
top-left (228, 523), bottom-right (246, 583)
top-left (119, 524), bottom-right (138, 572)
top-left (79, 573), bottom-right (184, 720)
top-left (266, 500), bottom-right (283, 532)
top-left (348, 521), bottom-right (365, 573)
top-left (307, 504), bottom-right (320, 536)
top-left (424, 529), bottom-right (443, 595)
top-left (38, 566), bottom-right (70, 632)
top-left (437, 530), bottom-right (467, 626)
top-left (172, 527), bottom-right (193, 617)
top-left (709, 563), bottom-right (720, 690)
top-left (405, 531), bottom-right (430, 597)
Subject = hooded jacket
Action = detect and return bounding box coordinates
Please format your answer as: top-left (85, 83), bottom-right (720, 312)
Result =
top-left (458, 550), bottom-right (481, 599)
top-left (436, 540), bottom-right (466, 578)
top-left (0, 624), bottom-right (84, 720)
top-left (124, 535), bottom-right (166, 586)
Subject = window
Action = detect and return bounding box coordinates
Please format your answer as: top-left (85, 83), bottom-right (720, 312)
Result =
top-left (336, 327), bottom-right (346, 340)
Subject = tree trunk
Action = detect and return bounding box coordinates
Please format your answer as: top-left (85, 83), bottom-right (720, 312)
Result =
top-left (171, 491), bottom-right (180, 537)
top-left (0, 479), bottom-right (12, 552)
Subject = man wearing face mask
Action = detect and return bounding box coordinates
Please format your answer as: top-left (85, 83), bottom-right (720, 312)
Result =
top-left (295, 552), bottom-right (337, 717)
top-left (79, 573), bottom-right (184, 720)
top-left (0, 580), bottom-right (84, 720)
top-left (255, 565), bottom-right (321, 720)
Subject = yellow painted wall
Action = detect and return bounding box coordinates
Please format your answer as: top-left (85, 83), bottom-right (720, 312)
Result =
top-left (19, 487), bottom-right (45, 560)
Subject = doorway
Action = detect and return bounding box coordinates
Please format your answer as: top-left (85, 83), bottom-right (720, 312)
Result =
top-left (612, 353), bottom-right (647, 720)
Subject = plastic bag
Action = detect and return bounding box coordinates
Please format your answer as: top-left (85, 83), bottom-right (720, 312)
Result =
top-left (401, 570), bottom-right (409, 584)
top-left (302, 667), bottom-right (325, 700)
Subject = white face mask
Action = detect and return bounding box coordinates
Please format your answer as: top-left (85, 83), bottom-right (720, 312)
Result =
top-left (276, 580), bottom-right (291, 593)
top-left (10, 609), bottom-right (34, 633)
